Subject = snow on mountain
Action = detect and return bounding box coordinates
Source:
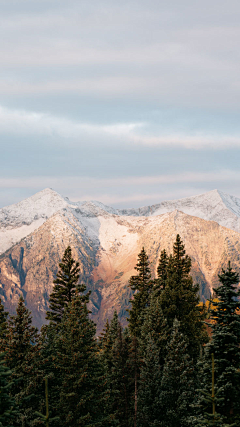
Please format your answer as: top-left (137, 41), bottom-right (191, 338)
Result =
top-left (0, 188), bottom-right (117, 254)
top-left (117, 190), bottom-right (240, 233)
top-left (0, 188), bottom-right (240, 255)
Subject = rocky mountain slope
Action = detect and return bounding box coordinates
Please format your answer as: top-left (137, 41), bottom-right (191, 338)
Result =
top-left (0, 188), bottom-right (240, 332)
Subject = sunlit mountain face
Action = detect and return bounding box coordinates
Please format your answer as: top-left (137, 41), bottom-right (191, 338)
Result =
top-left (0, 188), bottom-right (240, 333)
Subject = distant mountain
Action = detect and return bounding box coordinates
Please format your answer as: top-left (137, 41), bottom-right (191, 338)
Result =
top-left (0, 188), bottom-right (240, 332)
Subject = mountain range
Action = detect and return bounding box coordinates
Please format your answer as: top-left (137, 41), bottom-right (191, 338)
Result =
top-left (0, 188), bottom-right (240, 333)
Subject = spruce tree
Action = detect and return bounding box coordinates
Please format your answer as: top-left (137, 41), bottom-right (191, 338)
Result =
top-left (101, 312), bottom-right (133, 426)
top-left (160, 319), bottom-right (196, 427)
top-left (4, 296), bottom-right (39, 426)
top-left (0, 352), bottom-right (17, 427)
top-left (111, 324), bottom-right (133, 427)
top-left (0, 298), bottom-right (8, 352)
top-left (128, 247), bottom-right (152, 337)
top-left (159, 235), bottom-right (207, 359)
top-left (137, 333), bottom-right (163, 427)
top-left (46, 246), bottom-right (90, 324)
top-left (140, 295), bottom-right (169, 366)
top-left (53, 296), bottom-right (105, 426)
top-left (153, 249), bottom-right (169, 297)
top-left (197, 262), bottom-right (240, 425)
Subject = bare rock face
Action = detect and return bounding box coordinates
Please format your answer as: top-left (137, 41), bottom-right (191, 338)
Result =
top-left (0, 188), bottom-right (240, 333)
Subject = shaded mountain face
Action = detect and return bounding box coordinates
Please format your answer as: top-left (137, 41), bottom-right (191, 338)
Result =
top-left (0, 188), bottom-right (240, 333)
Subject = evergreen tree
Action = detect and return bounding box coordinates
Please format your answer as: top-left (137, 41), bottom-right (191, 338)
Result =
top-left (140, 295), bottom-right (169, 366)
top-left (4, 296), bottom-right (39, 426)
top-left (100, 313), bottom-right (133, 426)
top-left (0, 298), bottom-right (8, 352)
top-left (159, 235), bottom-right (207, 359)
top-left (101, 311), bottom-right (120, 371)
top-left (153, 249), bottom-right (169, 297)
top-left (160, 319), bottom-right (196, 427)
top-left (46, 246), bottom-right (90, 324)
top-left (0, 352), bottom-right (17, 427)
top-left (137, 333), bottom-right (163, 427)
top-left (53, 296), bottom-right (105, 426)
top-left (128, 247), bottom-right (152, 337)
top-left (111, 325), bottom-right (133, 427)
top-left (197, 262), bottom-right (240, 425)
top-left (128, 334), bottom-right (140, 427)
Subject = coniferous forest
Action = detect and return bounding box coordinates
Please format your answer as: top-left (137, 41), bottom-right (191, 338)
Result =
top-left (1, 235), bottom-right (240, 426)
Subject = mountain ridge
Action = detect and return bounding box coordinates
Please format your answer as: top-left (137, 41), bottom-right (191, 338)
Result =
top-left (1, 188), bottom-right (240, 256)
top-left (0, 188), bottom-right (240, 332)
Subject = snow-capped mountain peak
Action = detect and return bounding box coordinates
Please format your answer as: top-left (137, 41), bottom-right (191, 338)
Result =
top-left (0, 188), bottom-right (240, 255)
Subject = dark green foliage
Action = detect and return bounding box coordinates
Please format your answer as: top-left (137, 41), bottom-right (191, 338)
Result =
top-left (197, 263), bottom-right (240, 426)
top-left (140, 295), bottom-right (169, 366)
top-left (159, 235), bottom-right (208, 359)
top-left (160, 319), bottom-right (196, 427)
top-left (101, 313), bottom-right (133, 426)
top-left (128, 247), bottom-right (153, 337)
top-left (153, 249), bottom-right (169, 297)
top-left (53, 296), bottom-right (105, 426)
top-left (138, 334), bottom-right (163, 427)
top-left (110, 325), bottom-right (133, 427)
top-left (0, 352), bottom-right (17, 427)
top-left (46, 246), bottom-right (90, 324)
top-left (3, 296), bottom-right (39, 426)
top-left (0, 298), bottom-right (8, 348)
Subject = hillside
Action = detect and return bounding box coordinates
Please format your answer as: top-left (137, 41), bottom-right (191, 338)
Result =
top-left (0, 189), bottom-right (240, 332)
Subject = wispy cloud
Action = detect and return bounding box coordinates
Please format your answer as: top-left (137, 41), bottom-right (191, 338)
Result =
top-left (0, 105), bottom-right (142, 140)
top-left (0, 170), bottom-right (239, 190)
top-left (0, 104), bottom-right (239, 150)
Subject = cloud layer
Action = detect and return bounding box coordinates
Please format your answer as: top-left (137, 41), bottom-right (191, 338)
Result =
top-left (0, 0), bottom-right (240, 207)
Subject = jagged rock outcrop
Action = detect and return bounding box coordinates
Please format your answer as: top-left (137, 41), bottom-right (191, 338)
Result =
top-left (0, 188), bottom-right (240, 333)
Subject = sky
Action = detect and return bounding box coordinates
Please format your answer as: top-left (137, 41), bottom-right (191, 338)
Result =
top-left (1, 0), bottom-right (240, 208)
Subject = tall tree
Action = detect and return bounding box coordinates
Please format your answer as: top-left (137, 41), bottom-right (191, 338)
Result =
top-left (0, 352), bottom-right (17, 427)
top-left (137, 333), bottom-right (163, 427)
top-left (128, 247), bottom-right (152, 337)
top-left (52, 296), bottom-right (105, 427)
top-left (160, 319), bottom-right (196, 427)
top-left (0, 297), bottom-right (8, 352)
top-left (153, 249), bottom-right (169, 297)
top-left (46, 246), bottom-right (90, 324)
top-left (159, 235), bottom-right (207, 359)
top-left (111, 325), bottom-right (133, 427)
top-left (4, 296), bottom-right (39, 426)
top-left (197, 262), bottom-right (240, 426)
top-left (100, 312), bottom-right (133, 426)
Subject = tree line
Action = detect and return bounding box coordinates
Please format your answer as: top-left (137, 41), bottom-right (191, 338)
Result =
top-left (0, 235), bottom-right (240, 426)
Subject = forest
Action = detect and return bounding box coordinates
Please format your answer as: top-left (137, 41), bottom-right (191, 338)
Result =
top-left (1, 234), bottom-right (240, 427)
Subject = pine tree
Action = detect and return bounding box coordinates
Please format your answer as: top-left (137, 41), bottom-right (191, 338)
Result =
top-left (100, 312), bottom-right (133, 426)
top-left (159, 235), bottom-right (207, 359)
top-left (101, 311), bottom-right (120, 371)
top-left (128, 334), bottom-right (140, 427)
top-left (0, 298), bottom-right (8, 352)
top-left (4, 296), bottom-right (39, 426)
top-left (53, 296), bottom-right (105, 426)
top-left (140, 295), bottom-right (169, 366)
top-left (128, 247), bottom-right (152, 337)
top-left (0, 352), bottom-right (17, 427)
top-left (153, 249), bottom-right (169, 297)
top-left (34, 324), bottom-right (61, 425)
top-left (46, 246), bottom-right (90, 324)
top-left (197, 262), bottom-right (240, 425)
top-left (137, 334), bottom-right (163, 427)
top-left (111, 325), bottom-right (133, 427)
top-left (160, 319), bottom-right (196, 427)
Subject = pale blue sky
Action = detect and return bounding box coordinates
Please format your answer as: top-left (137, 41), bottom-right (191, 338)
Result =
top-left (1, 0), bottom-right (240, 208)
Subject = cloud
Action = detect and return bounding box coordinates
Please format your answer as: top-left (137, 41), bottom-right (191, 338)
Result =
top-left (0, 105), bottom-right (142, 140)
top-left (0, 104), bottom-right (239, 150)
top-left (0, 170), bottom-right (239, 190)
